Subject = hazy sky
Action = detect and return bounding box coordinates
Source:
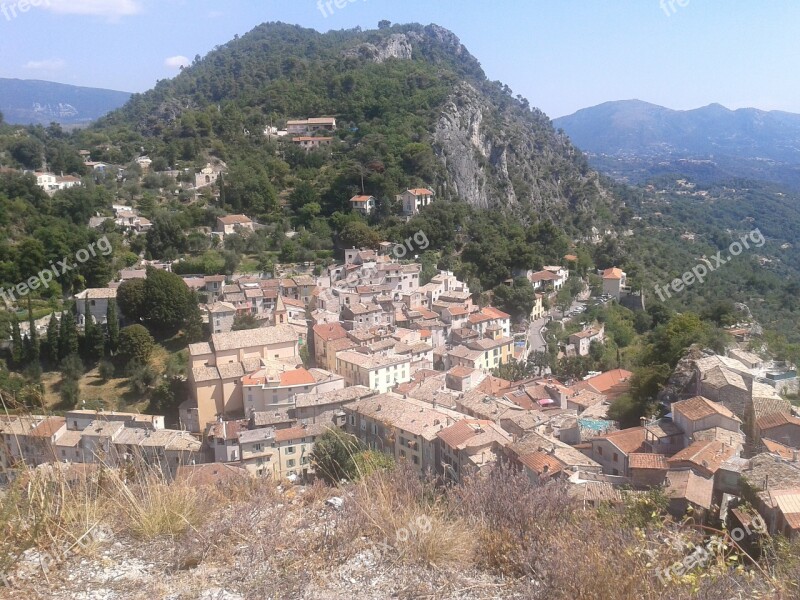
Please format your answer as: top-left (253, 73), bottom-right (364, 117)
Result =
top-left (0, 0), bottom-right (797, 118)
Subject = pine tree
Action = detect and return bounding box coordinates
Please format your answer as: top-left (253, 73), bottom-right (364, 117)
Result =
top-left (45, 312), bottom-right (59, 365)
top-left (184, 303), bottom-right (204, 343)
top-left (58, 308), bottom-right (79, 360)
top-left (26, 297), bottom-right (39, 364)
top-left (82, 305), bottom-right (104, 364)
top-left (106, 300), bottom-right (119, 354)
top-left (11, 314), bottom-right (23, 365)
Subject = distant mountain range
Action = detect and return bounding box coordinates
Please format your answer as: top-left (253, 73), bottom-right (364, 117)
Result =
top-left (553, 100), bottom-right (800, 188)
top-left (0, 78), bottom-right (130, 126)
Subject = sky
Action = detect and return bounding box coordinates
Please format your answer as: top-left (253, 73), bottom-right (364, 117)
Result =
top-left (0, 0), bottom-right (798, 118)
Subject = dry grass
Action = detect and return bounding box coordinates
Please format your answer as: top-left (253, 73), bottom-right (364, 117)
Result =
top-left (343, 464), bottom-right (475, 568)
top-left (2, 447), bottom-right (799, 598)
top-left (106, 468), bottom-right (206, 539)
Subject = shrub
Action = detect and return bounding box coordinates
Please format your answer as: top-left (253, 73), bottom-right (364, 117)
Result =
top-left (118, 325), bottom-right (155, 365)
top-left (98, 359), bottom-right (115, 382)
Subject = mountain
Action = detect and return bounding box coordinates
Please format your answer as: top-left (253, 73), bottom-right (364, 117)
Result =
top-left (553, 100), bottom-right (800, 188)
top-left (93, 23), bottom-right (612, 222)
top-left (0, 78), bottom-right (131, 126)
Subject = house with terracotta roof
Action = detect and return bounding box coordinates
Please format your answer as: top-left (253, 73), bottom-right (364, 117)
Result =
top-left (349, 194), bottom-right (376, 216)
top-left (292, 136), bottom-right (333, 151)
top-left (437, 419), bottom-right (512, 481)
top-left (292, 385), bottom-right (377, 423)
top-left (628, 453), bottom-right (669, 487)
top-left (671, 396), bottom-right (742, 447)
top-left (568, 324), bottom-right (605, 357)
top-left (207, 302), bottom-right (237, 334)
top-left (238, 427), bottom-right (277, 477)
top-left (600, 267), bottom-right (627, 300)
top-left (344, 394), bottom-right (464, 475)
top-left (24, 417), bottom-right (67, 466)
top-left (697, 365), bottom-right (751, 420)
top-left (398, 188), bottom-right (435, 216)
top-left (186, 325), bottom-right (300, 433)
top-left (242, 366), bottom-right (344, 414)
top-left (204, 419), bottom-right (249, 463)
top-left (505, 431), bottom-right (602, 478)
top-left (215, 214), bottom-right (254, 236)
top-left (268, 422), bottom-right (329, 480)
top-left (335, 350), bottom-right (412, 393)
top-left (756, 412), bottom-right (800, 450)
top-left (753, 488), bottom-right (800, 538)
top-left (313, 322), bottom-right (348, 370)
top-left (573, 369), bottom-right (633, 401)
top-left (664, 469), bottom-right (715, 518)
top-left (467, 306), bottom-right (511, 339)
top-left (590, 426), bottom-right (647, 476)
top-left (667, 439), bottom-right (740, 478)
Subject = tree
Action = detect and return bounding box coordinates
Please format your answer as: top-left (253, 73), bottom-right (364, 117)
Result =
top-left (232, 313), bottom-right (260, 331)
top-left (310, 428), bottom-right (365, 484)
top-left (10, 315), bottom-right (23, 365)
top-left (184, 303), bottom-right (205, 343)
top-left (127, 360), bottom-right (159, 395)
top-left (26, 297), bottom-right (39, 364)
top-left (493, 278), bottom-right (535, 321)
top-left (339, 221), bottom-right (381, 250)
top-left (58, 309), bottom-right (79, 361)
top-left (141, 267), bottom-right (196, 334)
top-left (45, 312), bottom-right (60, 366)
top-left (493, 359), bottom-right (535, 382)
top-left (82, 305), bottom-right (105, 364)
top-left (118, 325), bottom-right (155, 365)
top-left (106, 301), bottom-right (120, 354)
top-left (117, 278), bottom-right (147, 323)
top-left (60, 353), bottom-right (84, 382)
top-left (555, 285), bottom-right (574, 317)
top-left (98, 360), bottom-right (115, 382)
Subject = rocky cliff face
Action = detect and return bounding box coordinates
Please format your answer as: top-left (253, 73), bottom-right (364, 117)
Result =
top-left (434, 83), bottom-right (604, 214)
top-left (343, 33), bottom-right (413, 63)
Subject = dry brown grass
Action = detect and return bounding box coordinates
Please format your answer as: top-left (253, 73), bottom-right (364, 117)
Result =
top-left (103, 465), bottom-right (208, 539)
top-left (343, 464), bottom-right (475, 568)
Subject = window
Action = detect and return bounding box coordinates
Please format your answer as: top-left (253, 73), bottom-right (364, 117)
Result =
top-left (287, 459), bottom-right (296, 468)
top-left (286, 446), bottom-right (296, 454)
top-left (613, 453), bottom-right (619, 463)
top-left (254, 444), bottom-right (262, 452)
top-left (360, 420), bottom-right (366, 431)
top-left (597, 446), bottom-right (603, 456)
top-left (349, 415), bottom-right (355, 426)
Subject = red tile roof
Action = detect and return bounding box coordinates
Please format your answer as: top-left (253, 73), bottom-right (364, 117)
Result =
top-left (602, 267), bottom-right (624, 280)
top-left (313, 323), bottom-right (348, 342)
top-left (31, 416), bottom-right (65, 438)
top-left (629, 453), bottom-right (669, 470)
top-left (279, 368), bottom-right (317, 387)
top-left (596, 426), bottom-right (646, 454)
top-left (517, 451), bottom-right (566, 477)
